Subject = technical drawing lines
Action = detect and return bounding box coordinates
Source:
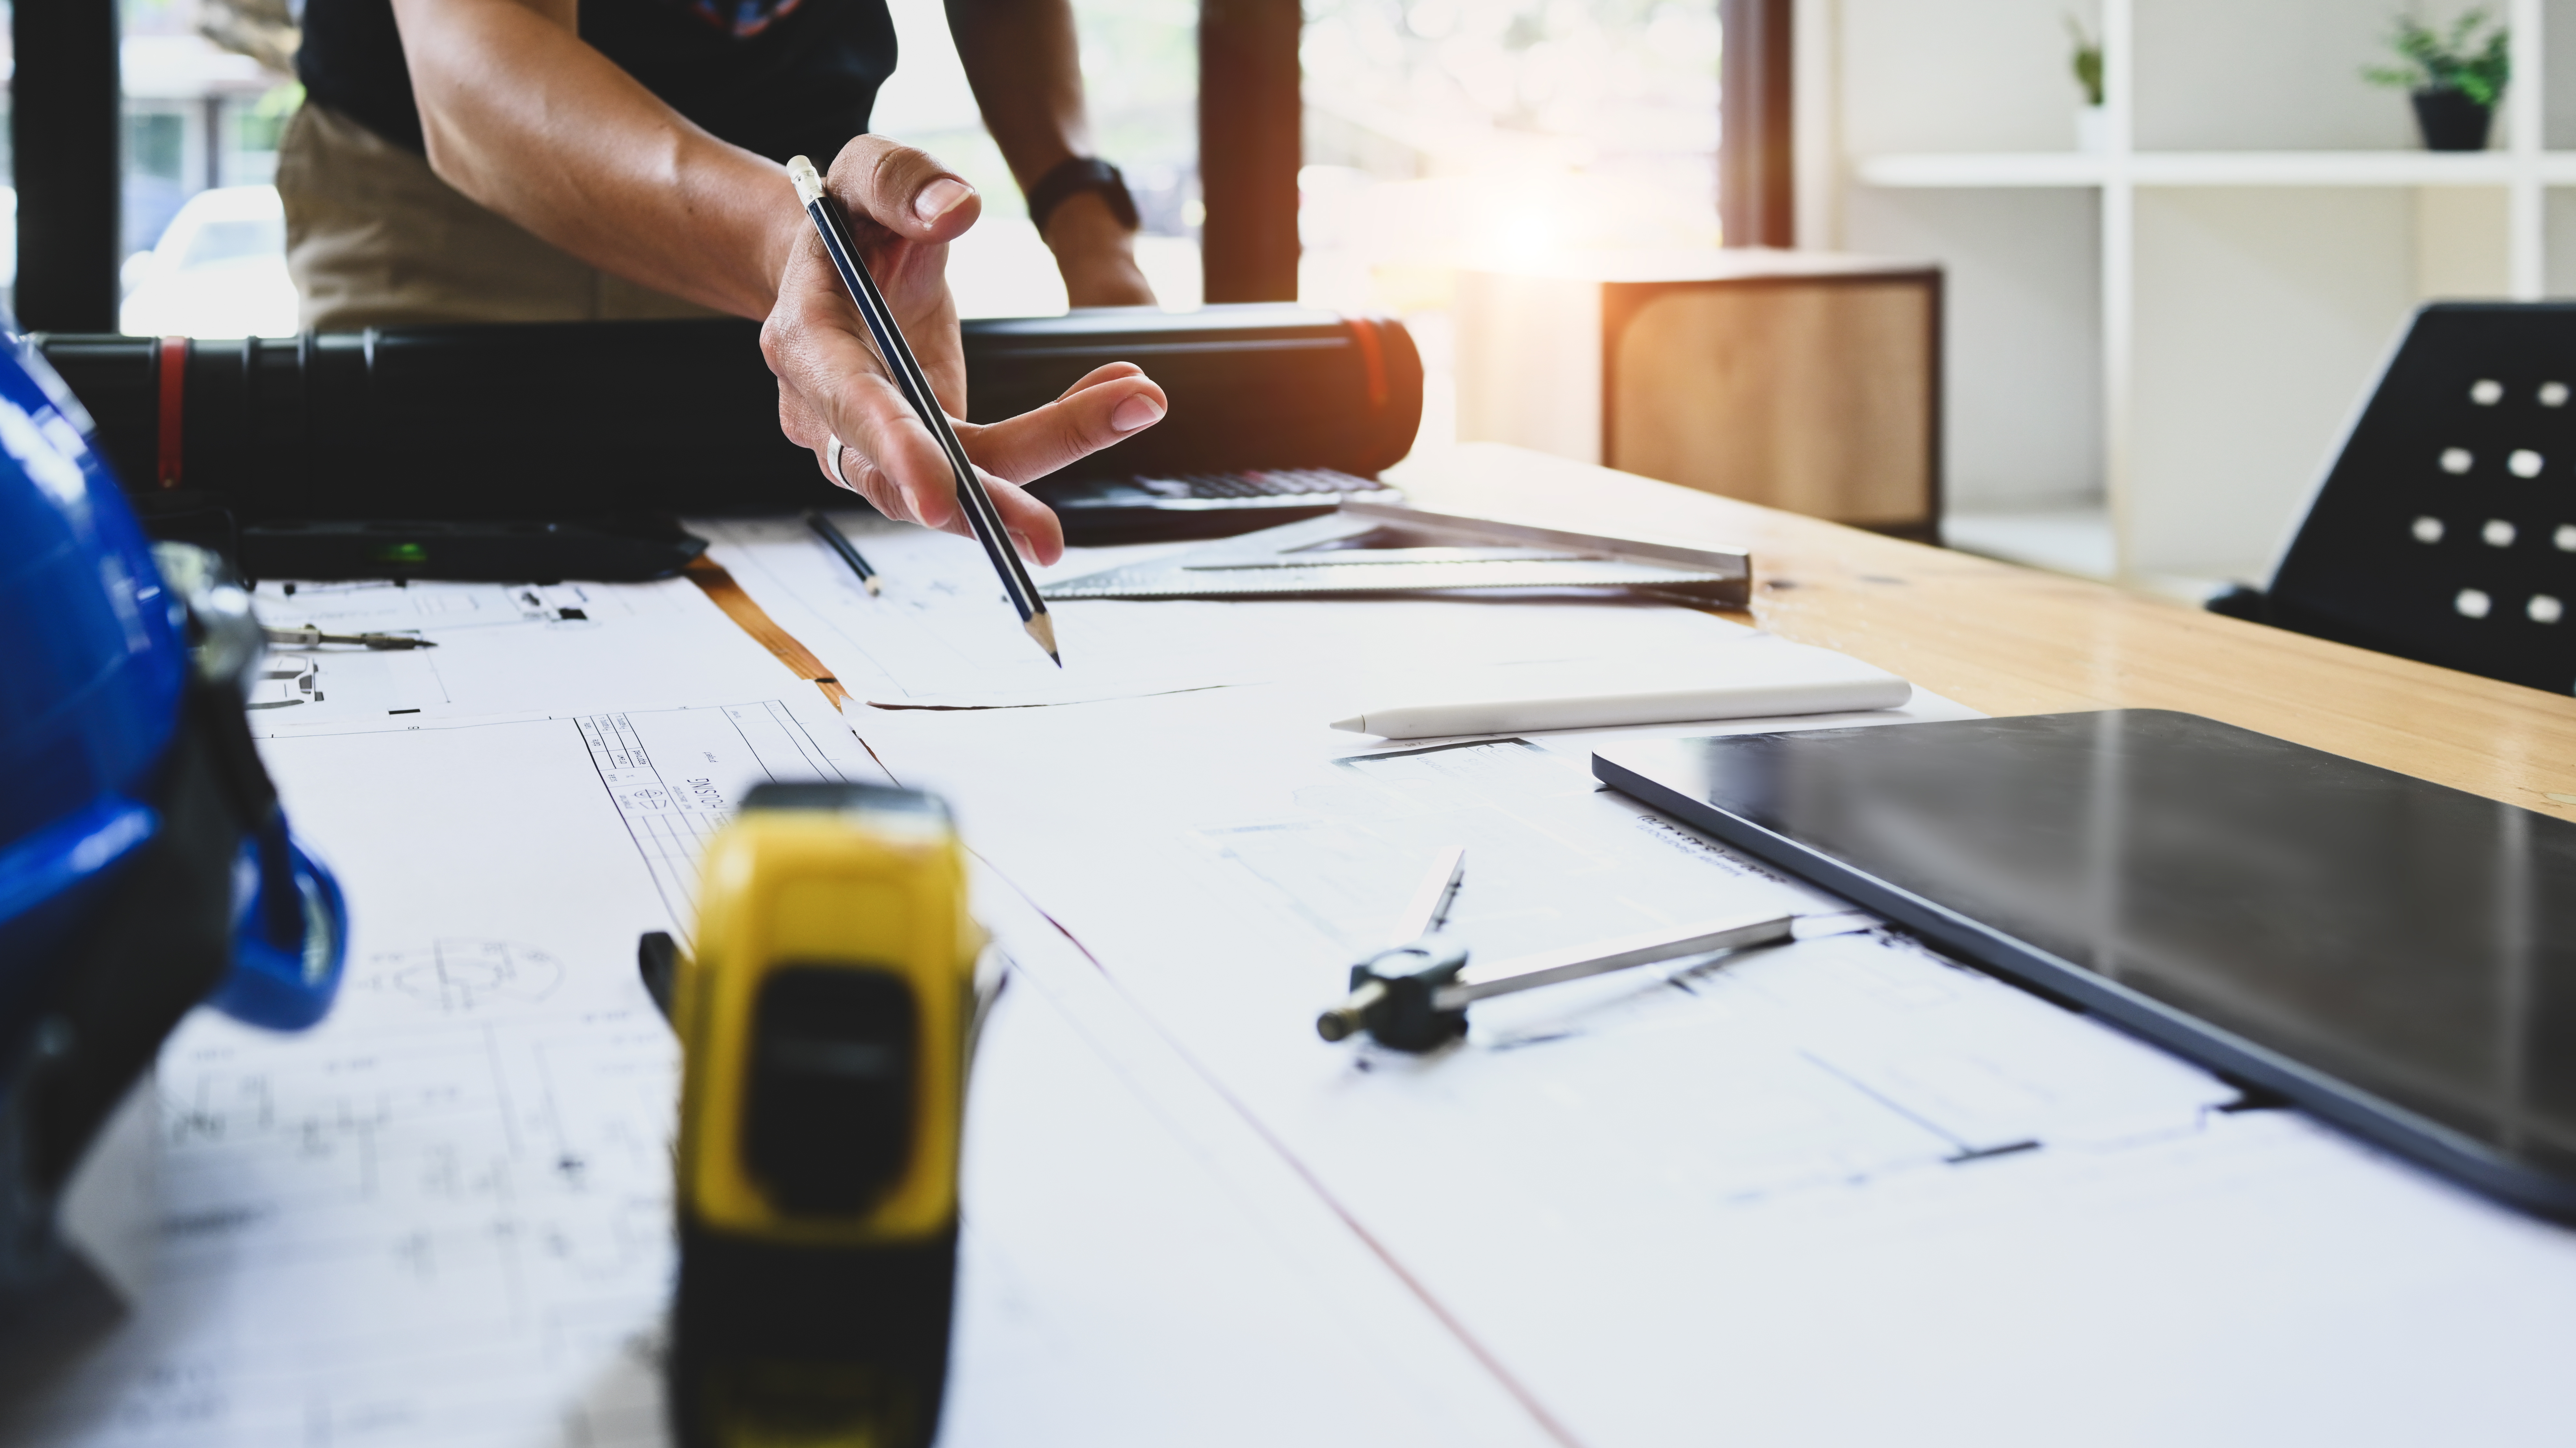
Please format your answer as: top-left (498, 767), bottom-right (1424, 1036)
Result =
top-left (361, 940), bottom-right (566, 1014)
top-left (576, 701), bottom-right (853, 929)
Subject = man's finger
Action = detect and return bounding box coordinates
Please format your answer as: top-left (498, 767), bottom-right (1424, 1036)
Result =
top-left (834, 444), bottom-right (1064, 568)
top-left (835, 374), bottom-right (968, 532)
top-left (963, 370), bottom-right (1169, 486)
top-left (779, 329), bottom-right (960, 531)
top-left (765, 269), bottom-right (965, 529)
top-left (1055, 360), bottom-right (1144, 402)
top-left (775, 378), bottom-right (826, 455)
top-left (825, 135), bottom-right (980, 244)
top-left (981, 470), bottom-right (1067, 568)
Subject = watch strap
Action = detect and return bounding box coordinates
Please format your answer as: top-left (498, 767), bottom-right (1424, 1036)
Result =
top-left (1027, 157), bottom-right (1140, 236)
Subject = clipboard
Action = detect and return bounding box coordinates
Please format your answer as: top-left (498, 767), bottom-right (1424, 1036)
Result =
top-left (1037, 502), bottom-right (1752, 606)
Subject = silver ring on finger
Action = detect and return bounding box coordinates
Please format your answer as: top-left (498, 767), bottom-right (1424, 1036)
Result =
top-left (824, 433), bottom-right (853, 490)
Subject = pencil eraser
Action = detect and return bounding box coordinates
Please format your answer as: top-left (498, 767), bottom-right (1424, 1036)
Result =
top-left (786, 156), bottom-right (826, 205)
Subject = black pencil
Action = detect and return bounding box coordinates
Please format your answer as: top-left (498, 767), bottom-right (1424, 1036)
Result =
top-left (786, 156), bottom-right (1059, 666)
top-left (804, 510), bottom-right (880, 595)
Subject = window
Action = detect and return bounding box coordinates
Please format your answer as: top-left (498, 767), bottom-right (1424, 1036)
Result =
top-left (123, 109), bottom-right (189, 257)
top-left (1299, 0), bottom-right (1721, 312)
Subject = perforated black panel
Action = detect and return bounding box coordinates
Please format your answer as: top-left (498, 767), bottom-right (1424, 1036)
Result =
top-left (2273, 303), bottom-right (2576, 694)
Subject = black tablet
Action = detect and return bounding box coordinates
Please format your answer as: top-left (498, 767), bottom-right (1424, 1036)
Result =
top-left (1593, 710), bottom-right (2576, 1218)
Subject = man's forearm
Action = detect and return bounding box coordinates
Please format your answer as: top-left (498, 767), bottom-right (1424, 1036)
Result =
top-left (947, 0), bottom-right (1153, 306)
top-left (944, 0), bottom-right (1091, 192)
top-left (390, 0), bottom-right (796, 318)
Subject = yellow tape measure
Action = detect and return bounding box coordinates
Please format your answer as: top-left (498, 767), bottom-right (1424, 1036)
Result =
top-left (640, 781), bottom-right (989, 1448)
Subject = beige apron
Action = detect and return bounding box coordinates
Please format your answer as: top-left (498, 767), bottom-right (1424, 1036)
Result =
top-left (276, 100), bottom-right (723, 331)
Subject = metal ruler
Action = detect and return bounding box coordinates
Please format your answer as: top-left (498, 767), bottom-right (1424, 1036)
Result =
top-left (1038, 502), bottom-right (1752, 606)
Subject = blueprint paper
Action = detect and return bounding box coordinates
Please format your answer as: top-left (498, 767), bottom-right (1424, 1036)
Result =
top-left (10, 660), bottom-right (1557, 1444)
top-left (848, 683), bottom-right (2576, 1448)
top-left (30, 531), bottom-right (2576, 1447)
top-left (244, 576), bottom-right (804, 729)
top-left (945, 871), bottom-right (1561, 1448)
top-left (1, 692), bottom-right (865, 1447)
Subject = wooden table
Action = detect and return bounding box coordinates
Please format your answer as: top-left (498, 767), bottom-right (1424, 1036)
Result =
top-left (1392, 442), bottom-right (2576, 822)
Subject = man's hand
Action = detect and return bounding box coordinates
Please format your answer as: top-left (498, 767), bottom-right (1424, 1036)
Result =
top-left (759, 137), bottom-right (1167, 568)
top-left (391, 0), bottom-right (1166, 553)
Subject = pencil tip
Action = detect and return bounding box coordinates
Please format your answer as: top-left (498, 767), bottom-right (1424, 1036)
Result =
top-left (864, 578), bottom-right (882, 595)
top-left (1328, 716), bottom-right (1364, 732)
top-left (1024, 611), bottom-right (1060, 662)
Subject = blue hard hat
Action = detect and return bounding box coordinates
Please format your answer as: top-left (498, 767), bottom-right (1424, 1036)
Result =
top-left (0, 329), bottom-right (345, 1035)
top-left (0, 338), bottom-right (184, 997)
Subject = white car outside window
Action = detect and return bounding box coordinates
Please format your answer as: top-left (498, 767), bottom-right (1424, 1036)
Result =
top-left (119, 185), bottom-right (299, 339)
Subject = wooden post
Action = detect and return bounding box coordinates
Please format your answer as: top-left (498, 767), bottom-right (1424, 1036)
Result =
top-left (1719, 0), bottom-right (1794, 249)
top-left (13, 0), bottom-right (123, 332)
top-left (1198, 0), bottom-right (1301, 302)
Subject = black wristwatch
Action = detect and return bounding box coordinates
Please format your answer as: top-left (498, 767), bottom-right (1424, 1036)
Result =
top-left (1027, 157), bottom-right (1140, 236)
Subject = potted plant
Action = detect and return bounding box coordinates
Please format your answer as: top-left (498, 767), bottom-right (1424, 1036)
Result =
top-left (2363, 9), bottom-right (2510, 151)
top-left (2066, 15), bottom-right (2106, 152)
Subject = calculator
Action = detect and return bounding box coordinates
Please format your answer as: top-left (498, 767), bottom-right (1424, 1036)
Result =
top-left (1030, 468), bottom-right (1404, 544)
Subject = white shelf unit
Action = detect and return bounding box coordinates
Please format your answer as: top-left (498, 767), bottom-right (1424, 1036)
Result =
top-left (1859, 151), bottom-right (2572, 188)
top-left (1801, 0), bottom-right (2569, 583)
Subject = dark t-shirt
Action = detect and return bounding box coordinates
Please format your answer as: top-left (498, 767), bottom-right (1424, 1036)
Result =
top-left (299, 0), bottom-right (898, 166)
